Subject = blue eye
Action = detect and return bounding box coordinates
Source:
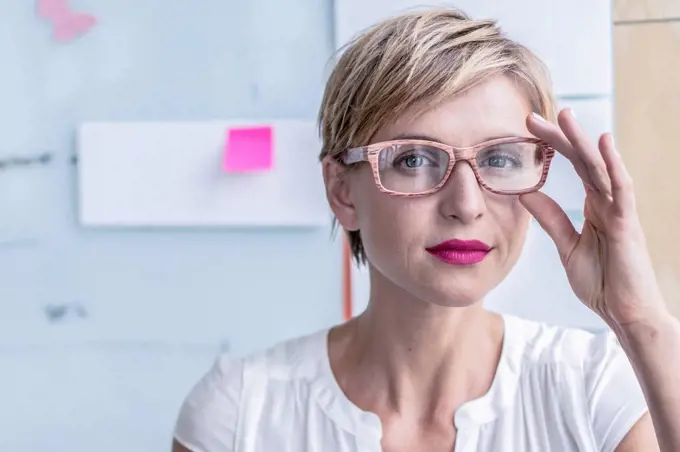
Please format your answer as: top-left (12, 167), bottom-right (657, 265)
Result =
top-left (403, 155), bottom-right (425, 168)
top-left (489, 155), bottom-right (510, 168)
top-left (395, 153), bottom-right (436, 169)
top-left (483, 154), bottom-right (522, 169)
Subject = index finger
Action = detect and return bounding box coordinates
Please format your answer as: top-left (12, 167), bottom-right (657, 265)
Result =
top-left (527, 112), bottom-right (597, 191)
top-left (556, 109), bottom-right (612, 197)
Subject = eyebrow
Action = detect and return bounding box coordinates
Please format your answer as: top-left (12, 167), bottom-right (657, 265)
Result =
top-left (388, 133), bottom-right (527, 144)
top-left (389, 133), bottom-right (443, 142)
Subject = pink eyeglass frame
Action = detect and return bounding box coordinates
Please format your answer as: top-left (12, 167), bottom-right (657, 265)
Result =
top-left (342, 136), bottom-right (556, 196)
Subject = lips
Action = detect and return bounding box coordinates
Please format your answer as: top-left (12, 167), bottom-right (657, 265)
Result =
top-left (425, 239), bottom-right (492, 265)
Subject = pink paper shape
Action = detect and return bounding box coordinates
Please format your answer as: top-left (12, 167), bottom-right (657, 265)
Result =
top-left (37, 0), bottom-right (97, 42)
top-left (223, 126), bottom-right (274, 172)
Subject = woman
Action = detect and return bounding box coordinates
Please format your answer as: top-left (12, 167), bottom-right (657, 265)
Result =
top-left (173, 8), bottom-right (680, 451)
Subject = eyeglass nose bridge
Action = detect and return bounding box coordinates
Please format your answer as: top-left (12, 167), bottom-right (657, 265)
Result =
top-left (435, 146), bottom-right (486, 191)
top-left (445, 146), bottom-right (482, 165)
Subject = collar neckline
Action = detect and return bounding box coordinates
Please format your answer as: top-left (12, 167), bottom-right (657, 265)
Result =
top-left (310, 314), bottom-right (524, 440)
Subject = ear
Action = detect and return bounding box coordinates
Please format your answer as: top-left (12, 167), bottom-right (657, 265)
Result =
top-left (322, 156), bottom-right (359, 231)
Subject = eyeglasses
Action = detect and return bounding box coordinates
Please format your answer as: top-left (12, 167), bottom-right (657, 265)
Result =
top-left (342, 137), bottom-right (555, 196)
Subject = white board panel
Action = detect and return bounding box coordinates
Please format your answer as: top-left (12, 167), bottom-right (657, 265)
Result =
top-left (78, 121), bottom-right (329, 227)
top-left (552, 0), bottom-right (613, 100)
top-left (333, 0), bottom-right (612, 96)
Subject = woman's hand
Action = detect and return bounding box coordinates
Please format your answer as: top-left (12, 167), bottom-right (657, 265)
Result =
top-left (520, 108), bottom-right (666, 328)
top-left (523, 108), bottom-right (680, 452)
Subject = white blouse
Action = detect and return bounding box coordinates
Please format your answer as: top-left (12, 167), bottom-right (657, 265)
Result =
top-left (174, 314), bottom-right (648, 452)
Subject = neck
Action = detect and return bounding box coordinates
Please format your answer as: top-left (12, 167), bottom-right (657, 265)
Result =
top-left (329, 268), bottom-right (504, 423)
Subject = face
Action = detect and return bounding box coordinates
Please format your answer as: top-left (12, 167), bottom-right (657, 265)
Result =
top-left (325, 75), bottom-right (534, 306)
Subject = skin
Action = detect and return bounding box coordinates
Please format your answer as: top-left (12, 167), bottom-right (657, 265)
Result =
top-left (173, 74), bottom-right (679, 451)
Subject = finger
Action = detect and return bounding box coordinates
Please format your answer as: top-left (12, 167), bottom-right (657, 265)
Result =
top-left (557, 109), bottom-right (612, 197)
top-left (599, 133), bottom-right (636, 215)
top-left (526, 112), bottom-right (595, 190)
top-left (520, 191), bottom-right (579, 263)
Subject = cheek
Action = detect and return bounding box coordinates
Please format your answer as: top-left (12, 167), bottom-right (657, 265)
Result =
top-left (354, 193), bottom-right (427, 262)
top-left (487, 195), bottom-right (531, 252)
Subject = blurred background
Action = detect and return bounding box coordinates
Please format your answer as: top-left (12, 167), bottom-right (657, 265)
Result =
top-left (0, 0), bottom-right (677, 450)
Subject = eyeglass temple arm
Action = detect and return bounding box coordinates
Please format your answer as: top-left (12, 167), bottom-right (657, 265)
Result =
top-left (343, 147), bottom-right (368, 164)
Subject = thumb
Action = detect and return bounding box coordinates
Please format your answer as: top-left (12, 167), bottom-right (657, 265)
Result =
top-left (519, 191), bottom-right (579, 262)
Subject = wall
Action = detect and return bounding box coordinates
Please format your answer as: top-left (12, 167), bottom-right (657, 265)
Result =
top-left (613, 0), bottom-right (680, 317)
top-left (0, 2), bottom-right (338, 450)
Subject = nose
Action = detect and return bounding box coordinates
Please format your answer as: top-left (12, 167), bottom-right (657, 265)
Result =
top-left (438, 161), bottom-right (487, 223)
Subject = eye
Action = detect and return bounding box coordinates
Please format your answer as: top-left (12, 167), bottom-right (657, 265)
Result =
top-left (487, 155), bottom-right (515, 168)
top-left (480, 151), bottom-right (523, 169)
top-left (402, 154), bottom-right (426, 168)
top-left (394, 151), bottom-right (437, 169)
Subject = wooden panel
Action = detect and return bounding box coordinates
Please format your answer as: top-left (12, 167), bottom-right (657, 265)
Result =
top-left (614, 22), bottom-right (680, 316)
top-left (614, 0), bottom-right (680, 22)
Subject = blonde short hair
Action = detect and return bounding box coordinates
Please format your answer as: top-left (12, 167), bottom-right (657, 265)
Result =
top-left (318, 7), bottom-right (557, 264)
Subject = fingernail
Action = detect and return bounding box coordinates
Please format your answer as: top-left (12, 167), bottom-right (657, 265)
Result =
top-left (567, 108), bottom-right (577, 119)
top-left (531, 112), bottom-right (546, 122)
top-left (610, 135), bottom-right (621, 156)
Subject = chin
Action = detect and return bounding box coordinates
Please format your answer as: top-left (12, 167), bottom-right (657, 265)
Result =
top-left (432, 291), bottom-right (488, 308)
top-left (418, 287), bottom-right (489, 308)
top-left (414, 278), bottom-right (493, 308)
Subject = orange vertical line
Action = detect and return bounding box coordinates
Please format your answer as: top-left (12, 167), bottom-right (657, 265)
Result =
top-left (343, 237), bottom-right (353, 321)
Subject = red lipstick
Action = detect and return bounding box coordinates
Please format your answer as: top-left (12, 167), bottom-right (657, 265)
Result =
top-left (426, 239), bottom-right (491, 265)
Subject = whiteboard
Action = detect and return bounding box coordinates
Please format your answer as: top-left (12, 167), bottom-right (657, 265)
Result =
top-left (78, 120), bottom-right (329, 227)
top-left (333, 0), bottom-right (612, 97)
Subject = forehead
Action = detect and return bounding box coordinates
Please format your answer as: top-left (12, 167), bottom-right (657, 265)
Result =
top-left (373, 75), bottom-right (533, 147)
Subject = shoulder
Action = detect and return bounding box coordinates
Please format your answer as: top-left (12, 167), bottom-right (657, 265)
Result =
top-left (505, 314), bottom-right (620, 369)
top-left (173, 328), bottom-right (329, 452)
top-left (505, 315), bottom-right (648, 451)
top-left (505, 314), bottom-right (638, 393)
top-left (173, 353), bottom-right (244, 452)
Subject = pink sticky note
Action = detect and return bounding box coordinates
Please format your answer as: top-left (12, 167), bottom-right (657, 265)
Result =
top-left (37, 0), bottom-right (97, 43)
top-left (223, 126), bottom-right (274, 172)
